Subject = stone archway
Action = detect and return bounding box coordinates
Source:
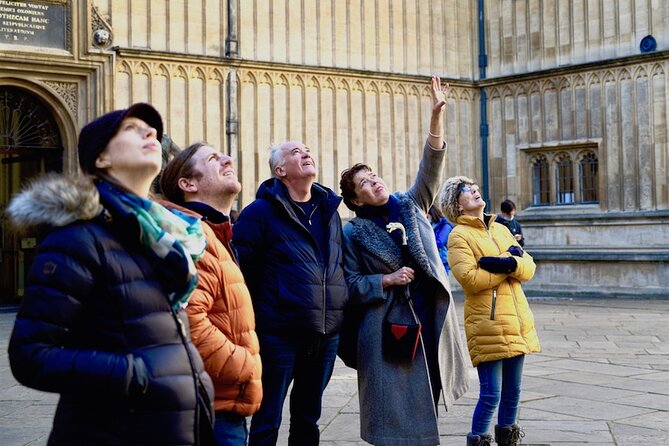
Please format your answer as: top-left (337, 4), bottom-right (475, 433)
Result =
top-left (0, 85), bottom-right (64, 302)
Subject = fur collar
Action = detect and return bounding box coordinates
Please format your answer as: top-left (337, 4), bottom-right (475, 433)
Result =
top-left (7, 173), bottom-right (103, 231)
top-left (350, 193), bottom-right (434, 278)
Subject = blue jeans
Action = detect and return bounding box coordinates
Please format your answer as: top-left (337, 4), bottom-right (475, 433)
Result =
top-left (471, 355), bottom-right (525, 435)
top-left (214, 411), bottom-right (248, 446)
top-left (248, 331), bottom-right (339, 446)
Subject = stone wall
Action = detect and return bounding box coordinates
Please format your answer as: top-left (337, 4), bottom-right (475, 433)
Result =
top-left (485, 0), bottom-right (669, 76)
top-left (0, 0), bottom-right (667, 298)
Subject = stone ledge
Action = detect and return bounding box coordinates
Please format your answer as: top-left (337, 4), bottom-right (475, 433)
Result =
top-left (519, 208), bottom-right (669, 223)
top-left (529, 249), bottom-right (669, 261)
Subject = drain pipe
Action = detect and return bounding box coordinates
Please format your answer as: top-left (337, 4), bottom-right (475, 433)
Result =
top-left (478, 0), bottom-right (490, 211)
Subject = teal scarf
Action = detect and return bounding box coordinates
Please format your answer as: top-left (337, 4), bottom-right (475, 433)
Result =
top-left (97, 181), bottom-right (206, 310)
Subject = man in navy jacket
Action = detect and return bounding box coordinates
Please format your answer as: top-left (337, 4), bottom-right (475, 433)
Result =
top-left (233, 141), bottom-right (348, 446)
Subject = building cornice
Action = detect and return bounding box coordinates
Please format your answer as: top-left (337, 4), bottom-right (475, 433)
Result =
top-left (111, 47), bottom-right (475, 87)
top-left (479, 50), bottom-right (669, 87)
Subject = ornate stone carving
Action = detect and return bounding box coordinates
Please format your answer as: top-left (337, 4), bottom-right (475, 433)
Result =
top-left (43, 81), bottom-right (78, 119)
top-left (91, 5), bottom-right (113, 48)
top-left (91, 6), bottom-right (112, 33)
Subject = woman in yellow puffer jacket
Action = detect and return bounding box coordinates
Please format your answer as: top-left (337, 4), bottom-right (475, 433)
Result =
top-left (438, 176), bottom-right (540, 446)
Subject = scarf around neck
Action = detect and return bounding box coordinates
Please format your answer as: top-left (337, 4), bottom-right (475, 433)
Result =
top-left (96, 180), bottom-right (206, 310)
top-left (355, 195), bottom-right (405, 246)
top-left (351, 193), bottom-right (434, 279)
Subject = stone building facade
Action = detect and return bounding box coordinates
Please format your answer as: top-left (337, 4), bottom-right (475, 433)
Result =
top-left (0, 0), bottom-right (667, 301)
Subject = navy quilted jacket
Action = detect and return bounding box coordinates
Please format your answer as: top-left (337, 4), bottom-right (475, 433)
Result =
top-left (232, 179), bottom-right (348, 334)
top-left (7, 175), bottom-right (214, 446)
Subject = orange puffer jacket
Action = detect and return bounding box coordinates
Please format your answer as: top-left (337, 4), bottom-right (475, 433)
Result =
top-left (179, 207), bottom-right (262, 416)
top-left (447, 214), bottom-right (540, 367)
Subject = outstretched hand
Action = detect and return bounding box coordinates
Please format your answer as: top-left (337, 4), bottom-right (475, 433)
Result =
top-left (431, 76), bottom-right (448, 114)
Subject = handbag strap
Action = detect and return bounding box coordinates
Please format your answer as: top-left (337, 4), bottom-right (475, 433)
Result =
top-left (383, 285), bottom-right (420, 325)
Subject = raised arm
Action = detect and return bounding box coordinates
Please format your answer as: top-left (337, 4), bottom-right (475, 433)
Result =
top-left (407, 76), bottom-right (449, 212)
top-left (427, 75), bottom-right (447, 150)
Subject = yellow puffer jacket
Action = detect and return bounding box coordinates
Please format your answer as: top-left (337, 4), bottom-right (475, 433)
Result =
top-left (447, 214), bottom-right (540, 367)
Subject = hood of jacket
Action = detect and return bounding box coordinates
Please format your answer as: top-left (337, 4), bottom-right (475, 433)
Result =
top-left (7, 173), bottom-right (103, 232)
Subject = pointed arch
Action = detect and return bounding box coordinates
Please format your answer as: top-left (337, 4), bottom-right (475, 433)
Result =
top-left (193, 67), bottom-right (207, 81)
top-left (557, 77), bottom-right (571, 91)
top-left (306, 75), bottom-right (321, 89)
top-left (650, 63), bottom-right (666, 78)
top-left (324, 77), bottom-right (336, 91)
top-left (633, 65), bottom-right (649, 80)
top-left (488, 86), bottom-right (502, 101)
top-left (117, 60), bottom-right (132, 75)
top-left (291, 74), bottom-right (306, 89)
top-left (618, 68), bottom-right (632, 82)
top-left (260, 72), bottom-right (273, 86)
top-left (241, 70), bottom-right (258, 86)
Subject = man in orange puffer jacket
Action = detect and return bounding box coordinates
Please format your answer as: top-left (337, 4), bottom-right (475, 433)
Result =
top-left (161, 142), bottom-right (262, 446)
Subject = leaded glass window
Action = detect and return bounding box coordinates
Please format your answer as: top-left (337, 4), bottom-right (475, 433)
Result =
top-left (532, 155), bottom-right (550, 206)
top-left (555, 153), bottom-right (574, 204)
top-left (579, 152), bottom-right (598, 203)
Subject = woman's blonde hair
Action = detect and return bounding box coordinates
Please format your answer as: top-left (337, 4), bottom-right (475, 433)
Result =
top-left (437, 175), bottom-right (477, 223)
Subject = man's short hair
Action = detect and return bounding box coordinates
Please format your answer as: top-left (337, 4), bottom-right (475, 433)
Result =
top-left (268, 143), bottom-right (286, 179)
top-left (500, 199), bottom-right (516, 215)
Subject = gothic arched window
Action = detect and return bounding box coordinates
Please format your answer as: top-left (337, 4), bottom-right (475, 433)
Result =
top-left (579, 152), bottom-right (598, 203)
top-left (555, 153), bottom-right (574, 204)
top-left (532, 155), bottom-right (550, 206)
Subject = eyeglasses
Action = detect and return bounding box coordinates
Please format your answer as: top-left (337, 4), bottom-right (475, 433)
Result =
top-left (457, 183), bottom-right (479, 197)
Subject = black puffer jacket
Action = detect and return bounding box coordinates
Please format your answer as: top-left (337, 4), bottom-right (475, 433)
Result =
top-left (7, 174), bottom-right (214, 446)
top-left (232, 179), bottom-right (348, 334)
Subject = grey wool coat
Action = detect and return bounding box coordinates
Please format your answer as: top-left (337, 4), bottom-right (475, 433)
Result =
top-left (342, 142), bottom-right (470, 446)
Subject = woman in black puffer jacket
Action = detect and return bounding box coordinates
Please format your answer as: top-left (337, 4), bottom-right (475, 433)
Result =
top-left (6, 103), bottom-right (215, 445)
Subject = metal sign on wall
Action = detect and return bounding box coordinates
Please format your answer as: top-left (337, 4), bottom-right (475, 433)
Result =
top-left (0, 0), bottom-right (70, 51)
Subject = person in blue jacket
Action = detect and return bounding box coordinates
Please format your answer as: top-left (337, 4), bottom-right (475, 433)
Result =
top-left (7, 104), bottom-right (215, 446)
top-left (428, 205), bottom-right (454, 273)
top-left (232, 141), bottom-right (349, 446)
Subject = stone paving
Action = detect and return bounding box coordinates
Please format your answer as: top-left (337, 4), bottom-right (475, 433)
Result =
top-left (1, 297), bottom-right (668, 445)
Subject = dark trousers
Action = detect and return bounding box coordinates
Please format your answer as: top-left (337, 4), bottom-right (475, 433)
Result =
top-left (248, 331), bottom-right (339, 446)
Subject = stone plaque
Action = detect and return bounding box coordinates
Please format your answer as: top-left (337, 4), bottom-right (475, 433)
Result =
top-left (0, 0), bottom-right (69, 50)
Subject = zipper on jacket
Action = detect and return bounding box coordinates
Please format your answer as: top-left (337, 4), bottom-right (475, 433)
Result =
top-left (490, 288), bottom-right (497, 320)
top-left (293, 200), bottom-right (328, 333)
top-left (287, 198), bottom-right (329, 334)
top-left (321, 270), bottom-right (327, 334)
top-left (169, 307), bottom-right (209, 443)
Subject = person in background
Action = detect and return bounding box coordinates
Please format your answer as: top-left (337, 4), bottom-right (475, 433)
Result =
top-left (428, 205), bottom-right (454, 274)
top-left (7, 104), bottom-right (215, 445)
top-left (232, 140), bottom-right (348, 446)
top-left (438, 176), bottom-right (540, 446)
top-left (160, 142), bottom-right (262, 446)
top-left (229, 209), bottom-right (239, 224)
top-left (495, 199), bottom-right (524, 247)
top-left (151, 132), bottom-right (181, 196)
top-left (338, 76), bottom-right (469, 445)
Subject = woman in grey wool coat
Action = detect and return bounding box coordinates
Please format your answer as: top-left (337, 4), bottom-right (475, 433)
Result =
top-left (339, 76), bottom-right (469, 446)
